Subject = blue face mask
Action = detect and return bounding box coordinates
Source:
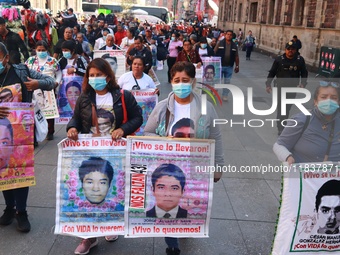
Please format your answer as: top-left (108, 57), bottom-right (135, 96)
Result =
top-left (37, 51), bottom-right (48, 59)
top-left (317, 99), bottom-right (339, 115)
top-left (89, 77), bottom-right (107, 91)
top-left (201, 43), bottom-right (207, 49)
top-left (172, 83), bottom-right (192, 99)
top-left (62, 51), bottom-right (72, 59)
top-left (0, 61), bottom-right (5, 75)
top-left (171, 37), bottom-right (175, 41)
top-left (102, 36), bottom-right (107, 41)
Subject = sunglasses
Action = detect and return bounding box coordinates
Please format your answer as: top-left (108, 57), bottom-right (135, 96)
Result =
top-left (320, 81), bottom-right (339, 88)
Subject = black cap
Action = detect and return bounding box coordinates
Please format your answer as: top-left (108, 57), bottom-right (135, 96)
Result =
top-left (103, 28), bottom-right (110, 33)
top-left (68, 8), bottom-right (73, 12)
top-left (285, 41), bottom-right (297, 49)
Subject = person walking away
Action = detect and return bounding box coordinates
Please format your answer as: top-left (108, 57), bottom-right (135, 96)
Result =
top-left (244, 30), bottom-right (255, 60)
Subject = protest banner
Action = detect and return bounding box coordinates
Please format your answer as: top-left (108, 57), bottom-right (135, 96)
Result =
top-left (130, 89), bottom-right (158, 135)
top-left (272, 162), bottom-right (340, 254)
top-left (33, 90), bottom-right (59, 119)
top-left (201, 56), bottom-right (222, 84)
top-left (124, 136), bottom-right (215, 238)
top-left (56, 73), bottom-right (83, 124)
top-left (93, 50), bottom-right (126, 78)
top-left (55, 135), bottom-right (127, 238)
top-left (0, 102), bottom-right (35, 190)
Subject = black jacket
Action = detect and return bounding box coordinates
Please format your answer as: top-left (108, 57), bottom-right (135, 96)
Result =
top-left (59, 55), bottom-right (88, 76)
top-left (146, 206), bottom-right (188, 218)
top-left (127, 46), bottom-right (153, 73)
top-left (0, 29), bottom-right (29, 60)
top-left (266, 54), bottom-right (308, 87)
top-left (66, 89), bottom-right (143, 136)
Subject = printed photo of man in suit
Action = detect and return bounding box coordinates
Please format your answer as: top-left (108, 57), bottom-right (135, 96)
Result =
top-left (146, 163), bottom-right (187, 218)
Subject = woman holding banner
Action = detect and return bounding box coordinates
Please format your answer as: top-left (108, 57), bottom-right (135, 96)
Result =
top-left (25, 40), bottom-right (62, 141)
top-left (66, 58), bottom-right (143, 255)
top-left (273, 81), bottom-right (340, 164)
top-left (144, 61), bottom-right (224, 255)
top-left (118, 56), bottom-right (159, 95)
top-left (0, 42), bottom-right (55, 233)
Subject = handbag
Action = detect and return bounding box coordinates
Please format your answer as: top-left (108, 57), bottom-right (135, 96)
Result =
top-left (34, 102), bottom-right (48, 142)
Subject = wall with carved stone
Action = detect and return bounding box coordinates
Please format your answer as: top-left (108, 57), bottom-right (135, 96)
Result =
top-left (217, 0), bottom-right (340, 68)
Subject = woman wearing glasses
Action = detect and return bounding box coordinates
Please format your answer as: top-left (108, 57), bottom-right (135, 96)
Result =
top-left (273, 80), bottom-right (340, 164)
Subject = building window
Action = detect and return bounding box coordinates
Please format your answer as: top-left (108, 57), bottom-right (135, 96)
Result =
top-left (275, 0), bottom-right (282, 25)
top-left (295, 0), bottom-right (305, 26)
top-left (322, 0), bottom-right (339, 28)
top-left (306, 0), bottom-right (316, 27)
top-left (250, 2), bottom-right (258, 23)
top-left (268, 0), bottom-right (275, 24)
top-left (238, 3), bottom-right (242, 22)
top-left (261, 0), bottom-right (267, 24)
top-left (283, 0), bottom-right (293, 25)
top-left (224, 1), bottom-right (228, 22)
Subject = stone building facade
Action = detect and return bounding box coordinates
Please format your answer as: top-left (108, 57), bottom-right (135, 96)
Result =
top-left (217, 0), bottom-right (340, 67)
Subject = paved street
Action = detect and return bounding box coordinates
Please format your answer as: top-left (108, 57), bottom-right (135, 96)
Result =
top-left (0, 50), bottom-right (320, 255)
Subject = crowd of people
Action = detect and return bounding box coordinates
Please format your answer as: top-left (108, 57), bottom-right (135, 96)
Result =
top-left (0, 5), bottom-right (340, 255)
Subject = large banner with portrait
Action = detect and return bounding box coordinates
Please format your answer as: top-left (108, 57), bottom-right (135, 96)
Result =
top-left (272, 162), bottom-right (340, 254)
top-left (56, 75), bottom-right (83, 124)
top-left (0, 102), bottom-right (35, 190)
top-left (55, 136), bottom-right (127, 238)
top-left (93, 50), bottom-right (126, 78)
top-left (201, 56), bottom-right (221, 84)
top-left (130, 89), bottom-right (158, 136)
top-left (124, 137), bottom-right (215, 238)
top-left (33, 90), bottom-right (59, 119)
